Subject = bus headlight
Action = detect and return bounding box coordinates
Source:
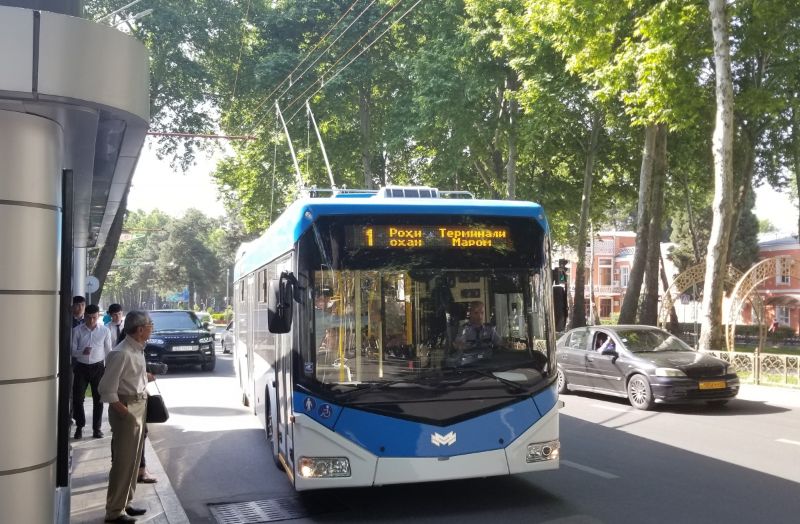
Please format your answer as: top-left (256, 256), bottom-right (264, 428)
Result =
top-left (526, 440), bottom-right (560, 463)
top-left (298, 457), bottom-right (351, 478)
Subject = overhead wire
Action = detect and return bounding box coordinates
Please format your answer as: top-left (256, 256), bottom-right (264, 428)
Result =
top-left (279, 0), bottom-right (408, 123)
top-left (286, 0), bottom-right (424, 124)
top-left (242, 0), bottom-right (367, 133)
top-left (230, 0), bottom-right (253, 104)
top-left (248, 0), bottom-right (398, 136)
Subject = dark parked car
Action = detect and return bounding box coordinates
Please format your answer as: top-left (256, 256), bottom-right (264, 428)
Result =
top-left (145, 310), bottom-right (216, 372)
top-left (556, 325), bottom-right (739, 410)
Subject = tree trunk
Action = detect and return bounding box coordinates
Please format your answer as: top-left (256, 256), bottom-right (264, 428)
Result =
top-left (359, 84), bottom-right (372, 188)
top-left (618, 124), bottom-right (657, 323)
top-left (700, 0), bottom-right (736, 352)
top-left (506, 73), bottom-right (519, 199)
top-left (640, 124), bottom-right (667, 325)
top-left (659, 253), bottom-right (680, 333)
top-left (569, 113), bottom-right (601, 329)
top-left (791, 106), bottom-right (800, 238)
top-left (726, 127), bottom-right (757, 263)
top-left (681, 171), bottom-right (702, 263)
top-left (92, 184), bottom-right (130, 304)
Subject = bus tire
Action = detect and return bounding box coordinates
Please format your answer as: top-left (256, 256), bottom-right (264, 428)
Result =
top-left (265, 392), bottom-right (282, 470)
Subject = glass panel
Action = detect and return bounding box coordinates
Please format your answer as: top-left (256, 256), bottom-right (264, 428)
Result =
top-left (150, 311), bottom-right (201, 330)
top-left (310, 268), bottom-right (549, 386)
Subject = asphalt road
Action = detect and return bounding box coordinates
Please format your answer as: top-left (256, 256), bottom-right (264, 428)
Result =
top-left (149, 345), bottom-right (800, 524)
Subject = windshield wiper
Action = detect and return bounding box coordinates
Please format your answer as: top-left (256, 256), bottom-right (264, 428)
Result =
top-left (441, 368), bottom-right (529, 393)
top-left (331, 380), bottom-right (416, 400)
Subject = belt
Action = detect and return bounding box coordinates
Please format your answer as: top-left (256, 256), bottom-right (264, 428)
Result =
top-left (118, 393), bottom-right (147, 402)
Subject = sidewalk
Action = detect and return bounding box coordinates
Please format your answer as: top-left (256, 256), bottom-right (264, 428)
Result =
top-left (70, 399), bottom-right (189, 524)
top-left (737, 383), bottom-right (800, 408)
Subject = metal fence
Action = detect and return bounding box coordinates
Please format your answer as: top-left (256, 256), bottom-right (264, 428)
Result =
top-left (705, 350), bottom-right (800, 388)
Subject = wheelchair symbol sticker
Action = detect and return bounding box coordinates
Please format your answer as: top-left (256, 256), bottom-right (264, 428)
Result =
top-left (318, 404), bottom-right (332, 419)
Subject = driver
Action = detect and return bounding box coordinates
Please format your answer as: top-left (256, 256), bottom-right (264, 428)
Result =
top-left (454, 301), bottom-right (503, 350)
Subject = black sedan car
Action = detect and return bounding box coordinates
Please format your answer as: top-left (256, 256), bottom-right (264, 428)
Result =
top-left (145, 310), bottom-right (216, 372)
top-left (556, 325), bottom-right (739, 410)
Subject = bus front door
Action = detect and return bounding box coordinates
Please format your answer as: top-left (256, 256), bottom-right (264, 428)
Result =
top-left (275, 329), bottom-right (294, 476)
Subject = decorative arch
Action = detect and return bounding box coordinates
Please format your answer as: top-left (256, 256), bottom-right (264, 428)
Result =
top-left (727, 256), bottom-right (799, 353)
top-left (658, 261), bottom-right (744, 332)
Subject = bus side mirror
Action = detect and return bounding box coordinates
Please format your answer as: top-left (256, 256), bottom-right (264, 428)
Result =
top-left (268, 271), bottom-right (296, 333)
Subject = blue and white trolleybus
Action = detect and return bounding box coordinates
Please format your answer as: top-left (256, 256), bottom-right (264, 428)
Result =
top-left (232, 187), bottom-right (561, 490)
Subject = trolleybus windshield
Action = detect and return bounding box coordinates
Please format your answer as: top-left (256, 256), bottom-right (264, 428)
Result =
top-left (298, 215), bottom-right (554, 398)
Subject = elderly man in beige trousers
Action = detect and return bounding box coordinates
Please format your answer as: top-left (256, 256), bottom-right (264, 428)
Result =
top-left (98, 310), bottom-right (155, 523)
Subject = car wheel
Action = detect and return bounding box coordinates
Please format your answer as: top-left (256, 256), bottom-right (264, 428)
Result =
top-left (201, 359), bottom-right (216, 372)
top-left (557, 368), bottom-right (569, 394)
top-left (627, 374), bottom-right (654, 410)
top-left (706, 400), bottom-right (729, 407)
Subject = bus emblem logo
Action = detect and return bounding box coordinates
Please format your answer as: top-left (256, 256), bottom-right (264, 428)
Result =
top-left (431, 431), bottom-right (457, 447)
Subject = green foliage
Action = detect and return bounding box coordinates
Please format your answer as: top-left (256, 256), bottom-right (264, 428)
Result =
top-left (103, 208), bottom-right (246, 311)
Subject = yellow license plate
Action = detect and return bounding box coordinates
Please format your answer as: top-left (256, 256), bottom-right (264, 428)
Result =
top-left (699, 381), bottom-right (726, 390)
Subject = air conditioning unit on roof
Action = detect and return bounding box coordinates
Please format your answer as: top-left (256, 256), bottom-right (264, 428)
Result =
top-left (377, 186), bottom-right (439, 198)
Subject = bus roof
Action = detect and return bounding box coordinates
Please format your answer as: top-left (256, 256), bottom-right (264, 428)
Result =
top-left (234, 196), bottom-right (548, 280)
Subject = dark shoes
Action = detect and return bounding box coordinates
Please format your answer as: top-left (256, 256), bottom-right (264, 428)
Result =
top-left (125, 506), bottom-right (147, 516)
top-left (104, 515), bottom-right (136, 523)
top-left (93, 429), bottom-right (104, 438)
top-left (73, 428), bottom-right (82, 439)
top-left (137, 474), bottom-right (157, 484)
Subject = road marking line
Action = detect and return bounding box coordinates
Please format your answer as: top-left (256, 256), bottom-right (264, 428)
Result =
top-left (562, 460), bottom-right (619, 479)
top-left (590, 403), bottom-right (630, 412)
top-left (776, 438), bottom-right (800, 447)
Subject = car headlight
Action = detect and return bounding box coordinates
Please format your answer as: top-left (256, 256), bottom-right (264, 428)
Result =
top-left (654, 368), bottom-right (686, 377)
top-left (725, 363), bottom-right (737, 375)
top-left (147, 338), bottom-right (165, 346)
top-left (199, 336), bottom-right (213, 344)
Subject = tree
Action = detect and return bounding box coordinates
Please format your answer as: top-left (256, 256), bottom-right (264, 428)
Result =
top-left (156, 209), bottom-right (221, 309)
top-left (699, 0), bottom-right (736, 351)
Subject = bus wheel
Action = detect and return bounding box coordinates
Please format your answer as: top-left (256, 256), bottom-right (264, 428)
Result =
top-left (265, 393), bottom-right (282, 470)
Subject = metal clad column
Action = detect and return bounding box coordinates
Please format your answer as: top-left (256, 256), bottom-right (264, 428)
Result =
top-left (0, 110), bottom-right (63, 523)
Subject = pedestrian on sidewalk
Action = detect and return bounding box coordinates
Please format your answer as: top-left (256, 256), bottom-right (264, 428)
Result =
top-left (106, 303), bottom-right (126, 344)
top-left (71, 295), bottom-right (86, 328)
top-left (98, 310), bottom-right (155, 523)
top-left (71, 304), bottom-right (112, 439)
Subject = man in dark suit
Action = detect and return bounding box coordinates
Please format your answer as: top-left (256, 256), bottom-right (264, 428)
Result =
top-left (106, 303), bottom-right (125, 344)
top-left (71, 295), bottom-right (86, 327)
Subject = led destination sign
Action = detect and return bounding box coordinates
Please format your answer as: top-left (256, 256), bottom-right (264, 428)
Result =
top-left (348, 225), bottom-right (512, 250)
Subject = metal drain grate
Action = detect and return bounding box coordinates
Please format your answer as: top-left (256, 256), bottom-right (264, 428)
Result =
top-left (209, 496), bottom-right (344, 523)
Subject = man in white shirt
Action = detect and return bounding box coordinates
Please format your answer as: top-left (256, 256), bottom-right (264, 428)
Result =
top-left (98, 310), bottom-right (154, 523)
top-left (71, 304), bottom-right (112, 439)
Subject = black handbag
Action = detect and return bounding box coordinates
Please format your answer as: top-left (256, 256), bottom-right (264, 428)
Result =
top-left (145, 381), bottom-right (169, 423)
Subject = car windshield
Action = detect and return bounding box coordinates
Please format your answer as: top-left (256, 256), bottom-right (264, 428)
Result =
top-left (150, 312), bottom-right (202, 331)
top-left (617, 329), bottom-right (693, 353)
